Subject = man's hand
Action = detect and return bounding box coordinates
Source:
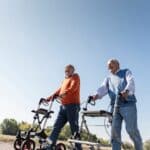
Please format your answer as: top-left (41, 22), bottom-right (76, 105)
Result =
top-left (46, 92), bottom-right (67, 102)
top-left (91, 94), bottom-right (99, 101)
top-left (46, 96), bottom-right (52, 102)
top-left (46, 93), bottom-right (59, 101)
top-left (46, 95), bottom-right (55, 101)
top-left (120, 90), bottom-right (129, 100)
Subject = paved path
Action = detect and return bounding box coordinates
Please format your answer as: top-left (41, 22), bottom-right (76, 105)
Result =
top-left (0, 141), bottom-right (111, 150)
top-left (0, 142), bottom-right (14, 150)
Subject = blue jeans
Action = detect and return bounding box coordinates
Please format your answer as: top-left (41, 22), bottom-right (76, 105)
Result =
top-left (111, 104), bottom-right (143, 150)
top-left (48, 104), bottom-right (82, 149)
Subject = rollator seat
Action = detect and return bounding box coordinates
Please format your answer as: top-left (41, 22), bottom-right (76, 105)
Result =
top-left (31, 108), bottom-right (54, 115)
top-left (82, 110), bottom-right (112, 118)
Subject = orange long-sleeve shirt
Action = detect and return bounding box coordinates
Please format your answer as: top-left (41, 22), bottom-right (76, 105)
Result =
top-left (54, 73), bottom-right (80, 105)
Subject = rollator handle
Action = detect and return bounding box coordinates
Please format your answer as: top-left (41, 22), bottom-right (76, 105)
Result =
top-left (39, 98), bottom-right (47, 105)
top-left (88, 96), bottom-right (95, 105)
top-left (83, 96), bottom-right (95, 111)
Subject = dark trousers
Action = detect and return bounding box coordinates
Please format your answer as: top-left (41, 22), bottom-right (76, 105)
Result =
top-left (49, 104), bottom-right (82, 149)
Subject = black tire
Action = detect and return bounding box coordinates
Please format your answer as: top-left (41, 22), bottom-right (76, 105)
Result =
top-left (56, 143), bottom-right (66, 150)
top-left (14, 138), bottom-right (24, 150)
top-left (21, 139), bottom-right (35, 150)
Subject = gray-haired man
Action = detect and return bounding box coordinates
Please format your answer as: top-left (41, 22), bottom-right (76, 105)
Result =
top-left (92, 59), bottom-right (143, 150)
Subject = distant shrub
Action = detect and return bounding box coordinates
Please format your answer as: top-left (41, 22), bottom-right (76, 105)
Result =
top-left (18, 121), bottom-right (31, 131)
top-left (122, 142), bottom-right (134, 150)
top-left (59, 125), bottom-right (71, 140)
top-left (144, 140), bottom-right (150, 150)
top-left (99, 138), bottom-right (111, 146)
top-left (1, 118), bottom-right (18, 135)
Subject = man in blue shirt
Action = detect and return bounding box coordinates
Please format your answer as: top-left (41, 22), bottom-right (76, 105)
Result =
top-left (92, 59), bottom-right (143, 150)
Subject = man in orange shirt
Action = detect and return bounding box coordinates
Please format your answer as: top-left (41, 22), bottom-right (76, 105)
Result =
top-left (43, 64), bottom-right (82, 150)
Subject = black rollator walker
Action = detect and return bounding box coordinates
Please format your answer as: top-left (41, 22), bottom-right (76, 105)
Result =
top-left (14, 97), bottom-right (66, 150)
top-left (68, 96), bottom-right (112, 150)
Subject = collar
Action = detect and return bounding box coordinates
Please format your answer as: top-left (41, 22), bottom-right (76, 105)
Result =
top-left (110, 69), bottom-right (120, 75)
top-left (115, 69), bottom-right (120, 74)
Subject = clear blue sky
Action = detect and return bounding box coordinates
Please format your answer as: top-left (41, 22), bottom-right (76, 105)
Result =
top-left (0, 0), bottom-right (150, 142)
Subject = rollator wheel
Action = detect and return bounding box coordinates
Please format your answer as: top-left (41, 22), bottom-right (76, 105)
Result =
top-left (14, 138), bottom-right (24, 150)
top-left (55, 143), bottom-right (66, 150)
top-left (21, 139), bottom-right (35, 150)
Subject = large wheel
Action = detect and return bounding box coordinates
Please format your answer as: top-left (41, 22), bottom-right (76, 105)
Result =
top-left (55, 143), bottom-right (66, 150)
top-left (21, 139), bottom-right (35, 150)
top-left (14, 138), bottom-right (24, 150)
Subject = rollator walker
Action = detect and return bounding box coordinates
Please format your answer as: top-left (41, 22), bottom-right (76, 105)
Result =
top-left (67, 94), bottom-right (129, 150)
top-left (68, 96), bottom-right (112, 150)
top-left (14, 97), bottom-right (66, 150)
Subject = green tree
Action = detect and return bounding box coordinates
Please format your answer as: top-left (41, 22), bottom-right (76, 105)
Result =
top-left (1, 118), bottom-right (18, 135)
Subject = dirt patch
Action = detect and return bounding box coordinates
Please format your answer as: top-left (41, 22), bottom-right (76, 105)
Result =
top-left (0, 142), bottom-right (14, 150)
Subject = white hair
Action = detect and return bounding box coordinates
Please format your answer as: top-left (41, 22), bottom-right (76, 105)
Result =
top-left (107, 58), bottom-right (120, 67)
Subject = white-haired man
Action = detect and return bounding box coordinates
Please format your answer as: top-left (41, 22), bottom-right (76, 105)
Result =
top-left (42, 64), bottom-right (82, 150)
top-left (92, 59), bottom-right (143, 150)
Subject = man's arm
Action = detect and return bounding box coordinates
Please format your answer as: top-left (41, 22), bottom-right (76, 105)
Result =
top-left (93, 78), bottom-right (108, 100)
